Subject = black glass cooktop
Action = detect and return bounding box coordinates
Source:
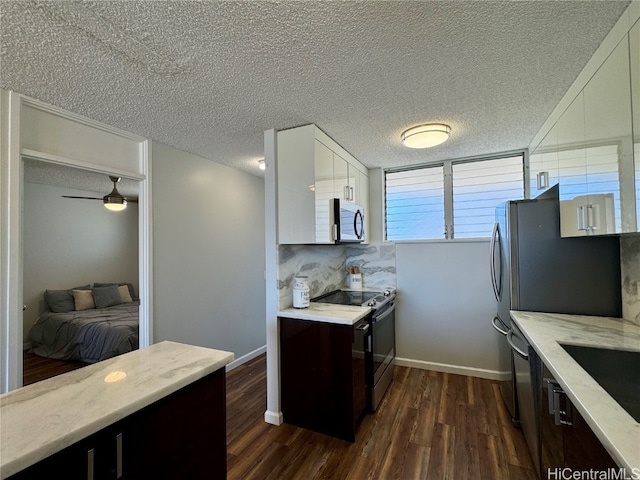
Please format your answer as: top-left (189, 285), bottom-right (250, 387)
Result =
top-left (312, 290), bottom-right (380, 307)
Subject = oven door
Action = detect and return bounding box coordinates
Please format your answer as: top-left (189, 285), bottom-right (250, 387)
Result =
top-left (369, 301), bottom-right (395, 410)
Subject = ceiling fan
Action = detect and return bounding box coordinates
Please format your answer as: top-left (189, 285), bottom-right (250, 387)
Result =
top-left (62, 175), bottom-right (138, 211)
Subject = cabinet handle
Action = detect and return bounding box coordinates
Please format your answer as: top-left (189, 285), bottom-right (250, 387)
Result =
top-left (349, 186), bottom-right (354, 201)
top-left (116, 433), bottom-right (123, 479)
top-left (553, 387), bottom-right (573, 426)
top-left (536, 171), bottom-right (549, 190)
top-left (586, 204), bottom-right (596, 230)
top-left (344, 185), bottom-right (350, 201)
top-left (577, 204), bottom-right (596, 232)
top-left (86, 448), bottom-right (95, 480)
top-left (577, 205), bottom-right (586, 231)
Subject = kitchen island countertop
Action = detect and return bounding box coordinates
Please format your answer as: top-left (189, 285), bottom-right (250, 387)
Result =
top-left (0, 341), bottom-right (234, 479)
top-left (510, 311), bottom-right (640, 473)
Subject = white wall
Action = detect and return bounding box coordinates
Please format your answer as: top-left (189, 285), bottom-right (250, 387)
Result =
top-left (152, 142), bottom-right (266, 360)
top-left (395, 241), bottom-right (509, 377)
top-left (23, 182), bottom-right (138, 339)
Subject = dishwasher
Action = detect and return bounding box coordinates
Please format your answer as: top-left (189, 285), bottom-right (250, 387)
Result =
top-left (508, 321), bottom-right (543, 477)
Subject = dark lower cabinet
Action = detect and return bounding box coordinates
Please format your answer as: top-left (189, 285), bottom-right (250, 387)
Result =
top-left (279, 316), bottom-right (368, 442)
top-left (540, 366), bottom-right (616, 476)
top-left (9, 368), bottom-right (227, 480)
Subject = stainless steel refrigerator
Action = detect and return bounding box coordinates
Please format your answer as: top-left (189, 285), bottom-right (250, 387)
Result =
top-left (489, 184), bottom-right (621, 421)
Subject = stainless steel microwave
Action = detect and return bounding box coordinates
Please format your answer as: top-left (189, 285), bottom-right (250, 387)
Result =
top-left (332, 199), bottom-right (365, 243)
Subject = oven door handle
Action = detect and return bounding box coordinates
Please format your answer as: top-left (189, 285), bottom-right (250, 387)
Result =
top-left (372, 303), bottom-right (395, 323)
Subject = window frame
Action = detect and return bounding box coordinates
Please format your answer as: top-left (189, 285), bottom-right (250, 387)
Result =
top-left (384, 150), bottom-right (529, 242)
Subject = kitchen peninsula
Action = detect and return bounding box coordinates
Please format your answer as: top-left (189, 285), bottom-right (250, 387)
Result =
top-left (510, 311), bottom-right (640, 473)
top-left (1, 341), bottom-right (233, 479)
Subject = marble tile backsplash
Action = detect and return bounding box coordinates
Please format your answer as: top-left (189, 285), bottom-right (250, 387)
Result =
top-left (620, 235), bottom-right (640, 326)
top-left (345, 243), bottom-right (397, 290)
top-left (278, 243), bottom-right (397, 310)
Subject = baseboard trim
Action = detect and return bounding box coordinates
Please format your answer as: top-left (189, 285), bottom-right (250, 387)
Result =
top-left (264, 409), bottom-right (283, 426)
top-left (395, 357), bottom-right (510, 381)
top-left (225, 345), bottom-right (266, 372)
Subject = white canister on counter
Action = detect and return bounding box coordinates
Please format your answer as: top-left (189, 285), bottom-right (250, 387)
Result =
top-left (293, 276), bottom-right (310, 308)
top-left (348, 273), bottom-right (363, 289)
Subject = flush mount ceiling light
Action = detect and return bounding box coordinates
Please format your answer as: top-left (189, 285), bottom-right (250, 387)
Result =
top-left (401, 123), bottom-right (451, 149)
top-left (258, 159), bottom-right (266, 170)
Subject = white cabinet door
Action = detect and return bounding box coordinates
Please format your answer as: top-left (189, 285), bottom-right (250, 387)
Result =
top-left (277, 126), bottom-right (316, 244)
top-left (333, 153), bottom-right (350, 202)
top-left (583, 36), bottom-right (633, 234)
top-left (630, 19), bottom-right (640, 230)
top-left (314, 140), bottom-right (335, 243)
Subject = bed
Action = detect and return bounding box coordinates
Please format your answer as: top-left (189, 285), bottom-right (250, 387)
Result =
top-left (28, 285), bottom-right (139, 364)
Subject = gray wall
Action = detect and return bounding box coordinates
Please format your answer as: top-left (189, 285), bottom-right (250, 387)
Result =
top-left (395, 241), bottom-right (507, 374)
top-left (152, 142), bottom-right (266, 359)
top-left (23, 182), bottom-right (139, 339)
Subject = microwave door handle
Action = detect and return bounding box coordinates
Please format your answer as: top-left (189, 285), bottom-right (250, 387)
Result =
top-left (354, 210), bottom-right (364, 239)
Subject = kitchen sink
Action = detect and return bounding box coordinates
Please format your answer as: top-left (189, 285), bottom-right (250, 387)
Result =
top-left (561, 344), bottom-right (640, 423)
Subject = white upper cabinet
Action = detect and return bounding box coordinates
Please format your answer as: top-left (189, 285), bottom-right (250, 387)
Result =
top-left (631, 19), bottom-right (640, 229)
top-left (553, 35), bottom-right (635, 237)
top-left (277, 124), bottom-right (369, 244)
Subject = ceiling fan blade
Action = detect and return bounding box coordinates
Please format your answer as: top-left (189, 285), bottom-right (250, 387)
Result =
top-left (62, 195), bottom-right (102, 200)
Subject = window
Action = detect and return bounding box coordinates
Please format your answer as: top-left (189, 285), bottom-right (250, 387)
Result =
top-left (385, 153), bottom-right (525, 240)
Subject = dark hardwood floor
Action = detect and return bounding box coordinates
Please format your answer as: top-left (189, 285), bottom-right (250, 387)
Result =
top-left (22, 350), bottom-right (537, 478)
top-left (23, 350), bottom-right (88, 386)
top-left (226, 354), bottom-right (538, 480)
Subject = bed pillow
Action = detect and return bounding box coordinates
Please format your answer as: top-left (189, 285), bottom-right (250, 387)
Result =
top-left (92, 285), bottom-right (124, 309)
top-left (94, 282), bottom-right (138, 301)
top-left (44, 285), bottom-right (91, 313)
top-left (117, 285), bottom-right (133, 303)
top-left (73, 289), bottom-right (95, 311)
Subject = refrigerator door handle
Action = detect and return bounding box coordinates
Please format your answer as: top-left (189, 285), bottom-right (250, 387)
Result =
top-left (491, 316), bottom-right (509, 336)
top-left (507, 329), bottom-right (529, 360)
top-left (490, 222), bottom-right (501, 301)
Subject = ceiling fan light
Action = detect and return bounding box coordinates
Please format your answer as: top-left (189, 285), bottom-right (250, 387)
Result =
top-left (401, 123), bottom-right (451, 148)
top-left (104, 196), bottom-right (127, 211)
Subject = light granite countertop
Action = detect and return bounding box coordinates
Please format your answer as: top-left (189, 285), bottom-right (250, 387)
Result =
top-left (278, 303), bottom-right (372, 325)
top-left (510, 311), bottom-right (640, 472)
top-left (0, 341), bottom-right (234, 479)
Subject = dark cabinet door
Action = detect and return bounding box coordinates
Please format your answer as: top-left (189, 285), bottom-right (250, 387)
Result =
top-left (563, 406), bottom-right (617, 471)
top-left (8, 426), bottom-right (117, 480)
top-left (540, 368), bottom-right (616, 474)
top-left (280, 316), bottom-right (361, 442)
top-left (122, 368), bottom-right (227, 480)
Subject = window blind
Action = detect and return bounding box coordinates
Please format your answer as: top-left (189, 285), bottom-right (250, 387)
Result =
top-left (385, 166), bottom-right (445, 240)
top-left (385, 153), bottom-right (525, 241)
top-left (452, 156), bottom-right (525, 238)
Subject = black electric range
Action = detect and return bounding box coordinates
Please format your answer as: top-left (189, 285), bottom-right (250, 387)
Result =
top-left (311, 289), bottom-right (394, 310)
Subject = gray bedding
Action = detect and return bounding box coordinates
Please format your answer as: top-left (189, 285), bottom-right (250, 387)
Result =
top-left (28, 301), bottom-right (139, 363)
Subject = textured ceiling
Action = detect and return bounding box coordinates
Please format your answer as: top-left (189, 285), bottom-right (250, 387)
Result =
top-left (1, 0), bottom-right (631, 180)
